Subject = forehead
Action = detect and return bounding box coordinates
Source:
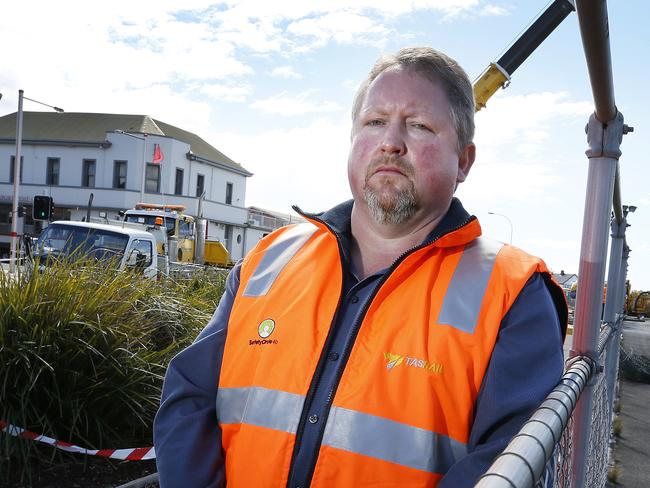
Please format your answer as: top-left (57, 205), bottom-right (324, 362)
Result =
top-left (361, 67), bottom-right (450, 114)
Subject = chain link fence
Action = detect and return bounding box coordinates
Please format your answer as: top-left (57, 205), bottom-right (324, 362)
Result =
top-left (477, 325), bottom-right (619, 488)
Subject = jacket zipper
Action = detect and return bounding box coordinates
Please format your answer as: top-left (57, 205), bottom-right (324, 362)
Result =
top-left (286, 216), bottom-right (348, 487)
top-left (287, 212), bottom-right (475, 487)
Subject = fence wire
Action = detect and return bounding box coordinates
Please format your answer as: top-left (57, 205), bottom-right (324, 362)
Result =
top-left (553, 333), bottom-right (612, 488)
top-left (478, 325), bottom-right (618, 488)
top-left (619, 329), bottom-right (650, 383)
top-left (546, 417), bottom-right (573, 488)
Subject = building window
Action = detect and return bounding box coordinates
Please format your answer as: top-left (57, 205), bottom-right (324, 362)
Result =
top-left (82, 159), bottom-right (96, 187)
top-left (47, 158), bottom-right (60, 185)
top-left (145, 163), bottom-right (160, 193)
top-left (113, 160), bottom-right (127, 189)
top-left (174, 168), bottom-right (184, 195)
top-left (225, 182), bottom-right (233, 204)
top-left (224, 224), bottom-right (233, 252)
top-left (9, 156), bottom-right (23, 183)
top-left (196, 174), bottom-right (205, 197)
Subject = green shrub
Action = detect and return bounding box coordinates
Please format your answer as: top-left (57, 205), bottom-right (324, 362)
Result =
top-left (0, 259), bottom-right (225, 482)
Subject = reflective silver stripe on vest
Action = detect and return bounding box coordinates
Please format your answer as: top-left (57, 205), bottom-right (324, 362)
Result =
top-left (217, 386), bottom-right (467, 475)
top-left (322, 405), bottom-right (467, 474)
top-left (243, 223), bottom-right (318, 297)
top-left (437, 237), bottom-right (503, 334)
top-left (216, 386), bottom-right (305, 434)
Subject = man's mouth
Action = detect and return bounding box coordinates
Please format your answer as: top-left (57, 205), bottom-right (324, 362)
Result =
top-left (372, 165), bottom-right (405, 177)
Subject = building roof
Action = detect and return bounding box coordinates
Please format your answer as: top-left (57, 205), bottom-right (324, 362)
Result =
top-left (0, 112), bottom-right (251, 175)
top-left (552, 272), bottom-right (578, 287)
top-left (248, 206), bottom-right (305, 223)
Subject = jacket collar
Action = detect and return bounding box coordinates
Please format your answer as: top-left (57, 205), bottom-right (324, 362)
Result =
top-left (294, 197), bottom-right (480, 257)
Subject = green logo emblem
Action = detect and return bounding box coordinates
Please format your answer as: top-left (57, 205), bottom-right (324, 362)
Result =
top-left (258, 319), bottom-right (275, 338)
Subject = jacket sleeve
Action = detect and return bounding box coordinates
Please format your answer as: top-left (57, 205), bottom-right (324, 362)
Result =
top-left (153, 262), bottom-right (241, 488)
top-left (439, 273), bottom-right (565, 487)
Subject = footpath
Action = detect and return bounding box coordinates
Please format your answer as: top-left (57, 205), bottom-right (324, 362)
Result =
top-left (610, 319), bottom-right (650, 487)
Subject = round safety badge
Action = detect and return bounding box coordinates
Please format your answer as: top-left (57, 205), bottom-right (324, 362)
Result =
top-left (258, 319), bottom-right (275, 338)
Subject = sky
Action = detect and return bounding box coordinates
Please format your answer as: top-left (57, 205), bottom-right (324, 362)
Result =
top-left (1, 0), bottom-right (649, 290)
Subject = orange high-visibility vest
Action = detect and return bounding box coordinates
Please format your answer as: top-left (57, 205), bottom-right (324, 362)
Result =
top-left (217, 216), bottom-right (563, 487)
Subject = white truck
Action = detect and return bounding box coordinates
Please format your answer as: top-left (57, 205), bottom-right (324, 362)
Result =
top-left (31, 220), bottom-right (164, 279)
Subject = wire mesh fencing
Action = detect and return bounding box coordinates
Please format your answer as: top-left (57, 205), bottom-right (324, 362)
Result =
top-left (583, 345), bottom-right (610, 488)
top-left (477, 325), bottom-right (619, 488)
top-left (619, 326), bottom-right (650, 383)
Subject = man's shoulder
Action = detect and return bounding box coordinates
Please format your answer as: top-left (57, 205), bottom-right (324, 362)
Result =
top-left (464, 236), bottom-right (554, 297)
top-left (246, 221), bottom-right (322, 261)
top-left (486, 239), bottom-right (548, 270)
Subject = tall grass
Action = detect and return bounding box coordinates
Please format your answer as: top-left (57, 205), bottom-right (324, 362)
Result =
top-left (0, 259), bottom-right (225, 482)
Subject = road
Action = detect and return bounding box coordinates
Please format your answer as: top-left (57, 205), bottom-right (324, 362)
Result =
top-left (612, 319), bottom-right (650, 487)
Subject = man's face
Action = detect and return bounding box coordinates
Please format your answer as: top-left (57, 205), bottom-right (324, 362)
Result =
top-left (348, 67), bottom-right (474, 225)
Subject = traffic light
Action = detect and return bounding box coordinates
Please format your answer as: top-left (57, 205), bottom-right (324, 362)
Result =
top-left (33, 195), bottom-right (54, 221)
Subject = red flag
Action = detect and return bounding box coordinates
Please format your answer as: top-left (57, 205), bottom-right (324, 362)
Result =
top-left (152, 144), bottom-right (164, 164)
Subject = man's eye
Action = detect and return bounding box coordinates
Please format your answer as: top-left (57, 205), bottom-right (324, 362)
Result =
top-left (411, 123), bottom-right (430, 131)
top-left (367, 119), bottom-right (384, 126)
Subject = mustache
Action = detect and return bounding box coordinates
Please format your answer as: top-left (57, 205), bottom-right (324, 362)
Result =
top-left (365, 155), bottom-right (414, 181)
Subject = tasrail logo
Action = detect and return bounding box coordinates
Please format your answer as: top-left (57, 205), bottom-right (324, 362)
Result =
top-left (249, 319), bottom-right (279, 346)
top-left (383, 352), bottom-right (443, 375)
top-left (384, 353), bottom-right (404, 370)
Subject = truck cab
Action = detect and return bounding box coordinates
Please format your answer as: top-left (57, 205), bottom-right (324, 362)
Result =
top-left (124, 204), bottom-right (195, 263)
top-left (32, 221), bottom-right (159, 278)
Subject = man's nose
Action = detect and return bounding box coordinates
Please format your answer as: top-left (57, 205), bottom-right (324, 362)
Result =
top-left (380, 123), bottom-right (406, 156)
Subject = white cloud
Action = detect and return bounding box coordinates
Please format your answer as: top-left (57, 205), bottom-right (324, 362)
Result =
top-left (287, 11), bottom-right (392, 50)
top-left (519, 237), bottom-right (580, 252)
top-left (200, 83), bottom-right (253, 103)
top-left (250, 91), bottom-right (342, 116)
top-left (458, 161), bottom-right (559, 203)
top-left (206, 0), bottom-right (480, 22)
top-left (211, 116), bottom-right (353, 212)
top-left (270, 66), bottom-right (303, 79)
top-left (456, 91), bottom-right (593, 206)
top-left (0, 0), bottom-right (488, 106)
top-left (480, 4), bottom-right (510, 16)
top-left (474, 91), bottom-right (592, 164)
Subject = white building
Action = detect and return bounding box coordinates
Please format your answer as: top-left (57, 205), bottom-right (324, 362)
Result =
top-left (0, 111), bottom-right (284, 260)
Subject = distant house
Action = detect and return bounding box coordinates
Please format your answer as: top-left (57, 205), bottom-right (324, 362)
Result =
top-left (552, 270), bottom-right (578, 290)
top-left (0, 111), bottom-right (290, 260)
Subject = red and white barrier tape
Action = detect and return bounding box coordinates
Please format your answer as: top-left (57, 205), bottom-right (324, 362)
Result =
top-left (0, 420), bottom-right (155, 460)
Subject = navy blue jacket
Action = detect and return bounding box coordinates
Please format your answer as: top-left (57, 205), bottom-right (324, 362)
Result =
top-left (154, 199), bottom-right (565, 487)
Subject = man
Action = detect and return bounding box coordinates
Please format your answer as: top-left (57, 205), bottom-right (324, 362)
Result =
top-left (154, 47), bottom-right (567, 487)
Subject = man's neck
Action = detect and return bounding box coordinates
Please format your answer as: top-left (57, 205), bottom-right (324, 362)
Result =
top-left (349, 203), bottom-right (446, 280)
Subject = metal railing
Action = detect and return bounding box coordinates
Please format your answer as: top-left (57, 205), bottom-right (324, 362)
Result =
top-left (476, 317), bottom-right (625, 487)
top-left (476, 1), bottom-right (634, 486)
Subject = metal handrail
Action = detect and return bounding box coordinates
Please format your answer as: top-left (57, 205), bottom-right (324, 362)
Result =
top-left (575, 0), bottom-right (626, 225)
top-left (475, 361), bottom-right (594, 486)
top-left (575, 0), bottom-right (616, 123)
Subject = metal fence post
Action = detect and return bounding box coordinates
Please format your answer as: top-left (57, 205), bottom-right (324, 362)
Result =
top-left (602, 218), bottom-right (625, 425)
top-left (569, 111), bottom-right (625, 488)
top-left (608, 244), bottom-right (630, 401)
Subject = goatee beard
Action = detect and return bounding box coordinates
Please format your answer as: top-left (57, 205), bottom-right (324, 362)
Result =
top-left (362, 158), bottom-right (418, 224)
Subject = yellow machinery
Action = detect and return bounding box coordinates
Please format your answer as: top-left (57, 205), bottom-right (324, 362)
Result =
top-left (204, 240), bottom-right (230, 267)
top-left (125, 203), bottom-right (231, 267)
top-left (627, 290), bottom-right (650, 317)
top-left (472, 0), bottom-right (575, 112)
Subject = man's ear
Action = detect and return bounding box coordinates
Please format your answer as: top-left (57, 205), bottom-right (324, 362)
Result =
top-left (456, 143), bottom-right (476, 184)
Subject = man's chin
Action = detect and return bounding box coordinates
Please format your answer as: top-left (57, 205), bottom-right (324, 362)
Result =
top-left (362, 187), bottom-right (418, 225)
top-left (364, 181), bottom-right (405, 199)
